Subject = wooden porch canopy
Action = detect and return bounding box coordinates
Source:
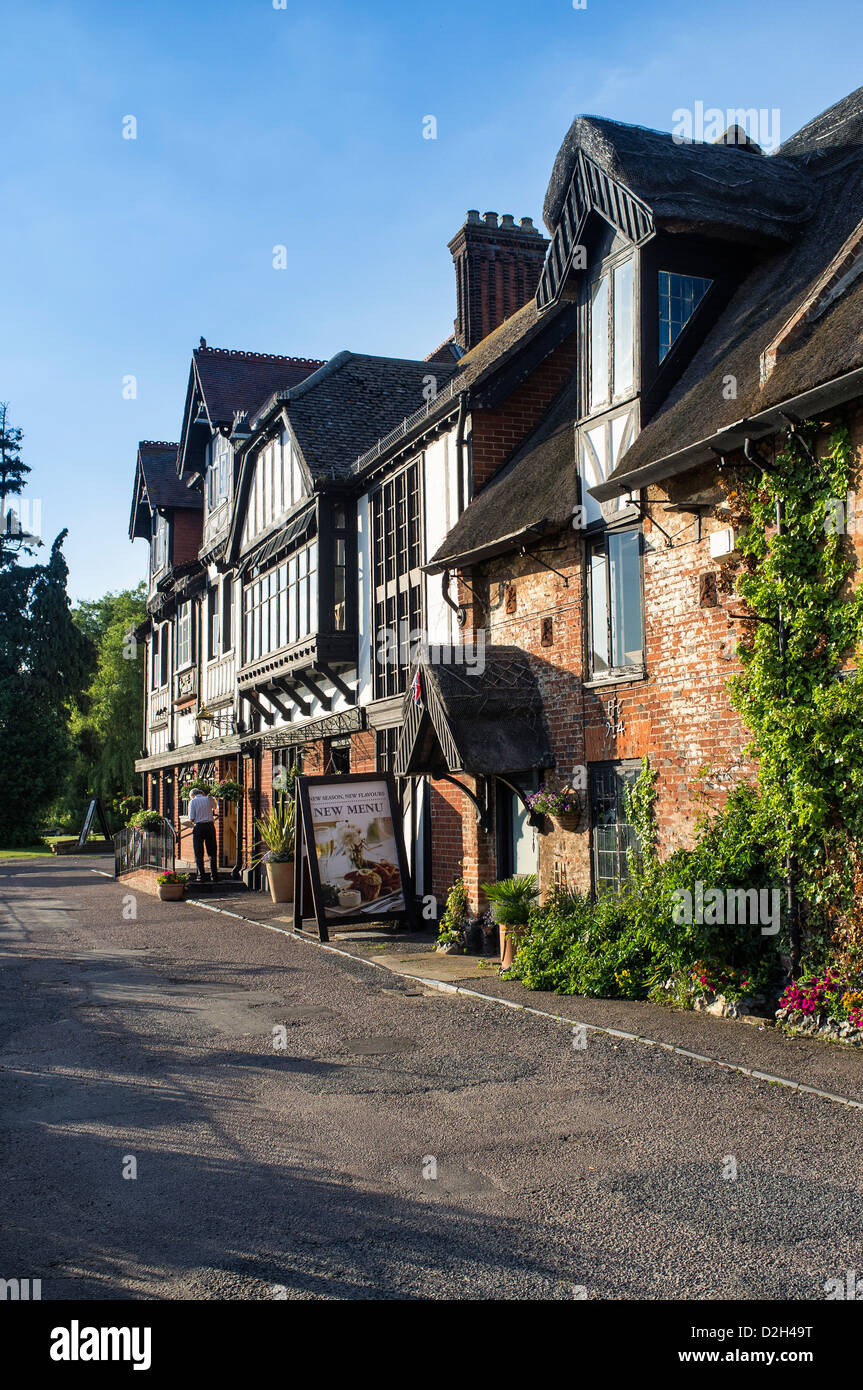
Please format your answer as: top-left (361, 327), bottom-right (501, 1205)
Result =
top-left (394, 646), bottom-right (554, 781)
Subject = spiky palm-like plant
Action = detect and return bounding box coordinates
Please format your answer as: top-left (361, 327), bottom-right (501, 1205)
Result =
top-left (481, 874), bottom-right (539, 925)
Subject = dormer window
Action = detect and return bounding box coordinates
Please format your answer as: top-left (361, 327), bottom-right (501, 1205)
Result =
top-left (588, 255), bottom-right (635, 413)
top-left (658, 271), bottom-right (712, 360)
top-left (207, 443), bottom-right (232, 508)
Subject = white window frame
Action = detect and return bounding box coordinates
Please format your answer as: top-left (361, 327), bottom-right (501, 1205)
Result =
top-left (177, 602), bottom-right (192, 671)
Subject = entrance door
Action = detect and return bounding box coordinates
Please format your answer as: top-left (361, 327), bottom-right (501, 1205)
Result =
top-left (497, 781), bottom-right (539, 878)
top-left (222, 758), bottom-right (238, 867)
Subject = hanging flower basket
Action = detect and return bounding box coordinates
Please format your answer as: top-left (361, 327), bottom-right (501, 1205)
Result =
top-left (525, 785), bottom-right (584, 829)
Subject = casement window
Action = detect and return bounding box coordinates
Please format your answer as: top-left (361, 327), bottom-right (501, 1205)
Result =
top-left (589, 762), bottom-right (641, 894)
top-left (176, 602), bottom-right (193, 670)
top-left (658, 271), bottom-right (712, 361)
top-left (242, 541), bottom-right (318, 664)
top-left (221, 576), bottom-right (233, 652)
top-left (206, 585), bottom-right (220, 661)
top-left (588, 255), bottom-right (635, 413)
top-left (152, 623), bottom-right (169, 688)
top-left (371, 459), bottom-right (424, 699)
top-left (376, 728), bottom-right (400, 772)
top-left (152, 513), bottom-right (168, 574)
top-left (327, 738), bottom-right (351, 775)
top-left (272, 746), bottom-right (303, 804)
top-left (333, 503), bottom-right (347, 632)
top-left (587, 528), bottom-right (644, 677)
top-left (207, 444), bottom-right (232, 509)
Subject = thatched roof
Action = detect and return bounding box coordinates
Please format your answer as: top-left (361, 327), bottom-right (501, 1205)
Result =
top-left (433, 85), bottom-right (863, 546)
top-left (543, 116), bottom-right (813, 244)
top-left (596, 142), bottom-right (863, 497)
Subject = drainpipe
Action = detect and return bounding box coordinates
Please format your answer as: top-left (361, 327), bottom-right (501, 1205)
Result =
top-left (742, 436), bottom-right (801, 977)
top-left (454, 390), bottom-right (467, 518)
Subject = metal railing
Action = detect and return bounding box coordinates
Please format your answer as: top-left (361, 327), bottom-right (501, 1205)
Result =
top-left (351, 375), bottom-right (462, 475)
top-left (114, 818), bottom-right (177, 878)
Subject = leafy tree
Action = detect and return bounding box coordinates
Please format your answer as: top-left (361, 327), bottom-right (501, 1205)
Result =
top-left (58, 585), bottom-right (147, 822)
top-left (0, 402), bottom-right (36, 564)
top-left (0, 531), bottom-right (93, 846)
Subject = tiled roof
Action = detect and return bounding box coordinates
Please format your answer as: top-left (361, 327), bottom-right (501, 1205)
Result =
top-left (194, 345), bottom-right (325, 424)
top-left (138, 442), bottom-right (197, 510)
top-left (281, 353), bottom-right (460, 480)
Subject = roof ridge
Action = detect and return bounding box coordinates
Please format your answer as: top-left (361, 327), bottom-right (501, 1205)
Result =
top-left (139, 440), bottom-right (179, 449)
top-left (194, 345), bottom-right (326, 367)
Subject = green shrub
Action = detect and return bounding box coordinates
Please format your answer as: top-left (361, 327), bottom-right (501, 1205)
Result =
top-left (510, 774), bottom-right (786, 1004)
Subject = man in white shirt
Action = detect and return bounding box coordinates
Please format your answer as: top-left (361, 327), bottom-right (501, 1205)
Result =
top-left (187, 789), bottom-right (219, 883)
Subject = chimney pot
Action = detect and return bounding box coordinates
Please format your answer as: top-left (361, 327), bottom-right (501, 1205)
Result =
top-left (448, 208), bottom-right (549, 351)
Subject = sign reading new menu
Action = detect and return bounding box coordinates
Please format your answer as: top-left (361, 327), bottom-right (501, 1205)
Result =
top-left (293, 773), bottom-right (415, 941)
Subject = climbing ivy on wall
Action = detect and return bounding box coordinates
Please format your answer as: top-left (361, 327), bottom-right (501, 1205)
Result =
top-left (719, 421), bottom-right (863, 913)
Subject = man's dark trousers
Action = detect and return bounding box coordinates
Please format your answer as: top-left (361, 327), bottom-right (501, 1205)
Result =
top-left (193, 821), bottom-right (218, 882)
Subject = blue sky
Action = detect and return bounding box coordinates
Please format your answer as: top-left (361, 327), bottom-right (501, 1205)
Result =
top-left (1, 0), bottom-right (860, 602)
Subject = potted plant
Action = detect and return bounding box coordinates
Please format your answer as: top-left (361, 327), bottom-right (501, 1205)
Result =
top-left (481, 874), bottom-right (539, 970)
top-left (435, 878), bottom-right (469, 953)
top-left (253, 801), bottom-right (296, 903)
top-left (156, 871), bottom-right (188, 901)
top-left (131, 808), bottom-right (165, 831)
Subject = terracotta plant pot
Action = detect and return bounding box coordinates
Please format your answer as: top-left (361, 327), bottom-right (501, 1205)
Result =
top-left (266, 859), bottom-right (295, 904)
top-left (158, 883), bottom-right (184, 901)
top-left (499, 922), bottom-right (527, 971)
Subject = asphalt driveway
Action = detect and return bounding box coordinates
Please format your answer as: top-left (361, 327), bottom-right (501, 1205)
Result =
top-left (1, 859), bottom-right (862, 1300)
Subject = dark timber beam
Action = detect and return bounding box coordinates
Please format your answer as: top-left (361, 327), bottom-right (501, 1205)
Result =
top-left (273, 679), bottom-right (310, 716)
top-left (293, 670), bottom-right (332, 711)
top-left (316, 662), bottom-right (356, 704)
top-left (262, 687), bottom-right (293, 722)
top-left (243, 692), bottom-right (274, 726)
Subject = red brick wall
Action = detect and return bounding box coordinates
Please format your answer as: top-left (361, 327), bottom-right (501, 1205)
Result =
top-left (470, 332), bottom-right (579, 490)
top-left (350, 729), bottom-right (376, 772)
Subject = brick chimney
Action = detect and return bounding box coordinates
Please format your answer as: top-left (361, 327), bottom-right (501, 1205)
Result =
top-left (448, 210), bottom-right (549, 352)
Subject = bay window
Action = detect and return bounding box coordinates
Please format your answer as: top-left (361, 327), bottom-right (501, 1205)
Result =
top-left (242, 541), bottom-right (318, 664)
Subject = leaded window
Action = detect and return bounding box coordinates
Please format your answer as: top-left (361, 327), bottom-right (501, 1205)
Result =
top-left (658, 271), bottom-right (712, 361)
top-left (371, 460), bottom-right (424, 699)
top-left (242, 541), bottom-right (317, 664)
top-left (589, 762), bottom-right (641, 894)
